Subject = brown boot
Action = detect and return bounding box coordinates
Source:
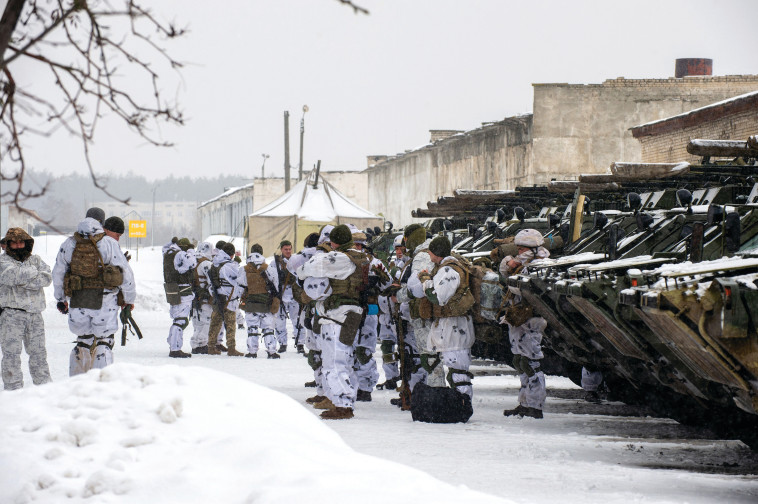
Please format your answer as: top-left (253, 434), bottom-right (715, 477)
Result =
top-left (320, 407), bottom-right (354, 420)
top-left (305, 395), bottom-right (326, 404)
top-left (312, 398), bottom-right (335, 410)
top-left (208, 345), bottom-right (221, 355)
top-left (228, 347), bottom-right (244, 357)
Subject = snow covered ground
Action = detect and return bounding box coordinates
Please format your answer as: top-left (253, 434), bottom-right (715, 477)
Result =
top-left (1, 234), bottom-right (757, 504)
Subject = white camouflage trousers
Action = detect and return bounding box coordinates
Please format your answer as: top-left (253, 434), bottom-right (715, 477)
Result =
top-left (302, 312), bottom-right (325, 395)
top-left (441, 349), bottom-right (473, 399)
top-left (354, 314), bottom-right (379, 393)
top-left (167, 296), bottom-right (192, 352)
top-left (410, 318), bottom-right (444, 389)
top-left (68, 292), bottom-right (119, 376)
top-left (275, 299), bottom-right (300, 347)
top-left (320, 323), bottom-right (356, 409)
top-left (191, 303), bottom-right (213, 349)
top-left (0, 309), bottom-right (51, 390)
top-left (245, 311), bottom-right (277, 355)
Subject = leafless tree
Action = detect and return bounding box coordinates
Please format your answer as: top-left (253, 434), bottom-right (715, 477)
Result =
top-left (0, 0), bottom-right (367, 225)
top-left (0, 0), bottom-right (186, 221)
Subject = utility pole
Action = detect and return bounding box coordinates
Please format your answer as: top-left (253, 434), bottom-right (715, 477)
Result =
top-left (260, 154), bottom-right (269, 179)
top-left (151, 184), bottom-right (159, 248)
top-left (298, 105), bottom-right (309, 181)
top-left (284, 111), bottom-right (291, 192)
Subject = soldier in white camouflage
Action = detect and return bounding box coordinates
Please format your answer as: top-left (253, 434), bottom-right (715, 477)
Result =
top-left (0, 227), bottom-right (53, 390)
top-left (53, 208), bottom-right (136, 376)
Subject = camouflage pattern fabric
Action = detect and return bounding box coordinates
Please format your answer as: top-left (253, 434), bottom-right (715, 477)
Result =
top-left (0, 310), bottom-right (51, 390)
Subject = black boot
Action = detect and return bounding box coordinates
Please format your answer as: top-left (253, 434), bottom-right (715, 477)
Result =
top-left (521, 407), bottom-right (543, 419)
top-left (267, 352), bottom-right (281, 359)
top-left (169, 350), bottom-right (192, 358)
top-left (192, 345), bottom-right (208, 355)
top-left (296, 345), bottom-right (305, 354)
top-left (278, 344), bottom-right (287, 353)
top-left (503, 405), bottom-right (528, 417)
top-left (304, 380), bottom-right (317, 388)
top-left (356, 390), bottom-right (372, 402)
top-left (245, 352), bottom-right (257, 358)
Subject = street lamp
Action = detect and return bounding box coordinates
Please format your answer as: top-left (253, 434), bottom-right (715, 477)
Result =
top-left (260, 153), bottom-right (270, 179)
top-left (151, 184), bottom-right (160, 248)
top-left (299, 104), bottom-right (308, 181)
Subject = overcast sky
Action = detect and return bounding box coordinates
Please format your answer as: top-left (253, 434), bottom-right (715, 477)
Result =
top-left (16, 0), bottom-right (758, 182)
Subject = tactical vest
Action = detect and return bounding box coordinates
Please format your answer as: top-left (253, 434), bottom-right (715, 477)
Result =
top-left (245, 263), bottom-right (269, 300)
top-left (65, 232), bottom-right (122, 310)
top-left (164, 249), bottom-right (194, 285)
top-left (325, 249), bottom-right (367, 310)
top-left (430, 260), bottom-right (475, 318)
top-left (208, 260), bottom-right (229, 291)
top-left (276, 256), bottom-right (296, 288)
top-left (71, 232), bottom-right (105, 282)
top-left (193, 257), bottom-right (211, 303)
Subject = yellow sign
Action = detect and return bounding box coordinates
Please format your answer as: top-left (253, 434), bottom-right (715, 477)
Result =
top-left (128, 220), bottom-right (147, 238)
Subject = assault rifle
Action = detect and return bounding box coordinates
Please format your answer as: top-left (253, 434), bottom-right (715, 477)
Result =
top-left (392, 302), bottom-right (411, 410)
top-left (120, 305), bottom-right (143, 346)
top-left (272, 254), bottom-right (285, 308)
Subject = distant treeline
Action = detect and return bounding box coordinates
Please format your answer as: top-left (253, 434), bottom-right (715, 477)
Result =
top-left (17, 170), bottom-right (250, 227)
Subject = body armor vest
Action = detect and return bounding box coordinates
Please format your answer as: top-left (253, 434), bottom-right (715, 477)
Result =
top-left (326, 249), bottom-right (367, 310)
top-left (164, 249), bottom-right (193, 285)
top-left (430, 260), bottom-right (475, 318)
top-left (245, 263), bottom-right (270, 302)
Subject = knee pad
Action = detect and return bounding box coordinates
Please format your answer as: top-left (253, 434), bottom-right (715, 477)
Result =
top-left (380, 339), bottom-right (395, 356)
top-left (420, 353), bottom-right (441, 374)
top-left (307, 350), bottom-right (322, 370)
top-left (76, 335), bottom-right (95, 350)
top-left (172, 317), bottom-right (190, 331)
top-left (96, 337), bottom-right (114, 351)
top-left (355, 346), bottom-right (372, 365)
top-left (446, 367), bottom-right (474, 389)
top-left (525, 359), bottom-right (541, 377)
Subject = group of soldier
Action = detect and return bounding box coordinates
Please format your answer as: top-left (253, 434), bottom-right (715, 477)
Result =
top-left (0, 205), bottom-right (554, 425)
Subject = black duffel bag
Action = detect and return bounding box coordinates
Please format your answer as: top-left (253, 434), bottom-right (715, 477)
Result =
top-left (410, 383), bottom-right (473, 424)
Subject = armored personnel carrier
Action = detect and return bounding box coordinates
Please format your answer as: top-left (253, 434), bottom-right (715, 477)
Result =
top-left (412, 136), bottom-right (758, 447)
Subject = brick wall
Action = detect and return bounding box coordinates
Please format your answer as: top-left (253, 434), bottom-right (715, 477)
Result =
top-left (638, 109), bottom-right (758, 163)
top-left (532, 76), bottom-right (758, 181)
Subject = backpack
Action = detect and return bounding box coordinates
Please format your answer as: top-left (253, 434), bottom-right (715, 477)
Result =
top-left (71, 232), bottom-right (105, 279)
top-left (469, 264), bottom-right (503, 323)
top-left (451, 253), bottom-right (503, 323)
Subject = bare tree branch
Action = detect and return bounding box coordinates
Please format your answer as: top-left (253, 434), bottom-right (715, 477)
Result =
top-left (0, 0), bottom-right (184, 230)
top-left (335, 0), bottom-right (370, 15)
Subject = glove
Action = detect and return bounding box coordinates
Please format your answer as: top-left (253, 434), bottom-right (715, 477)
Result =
top-left (417, 271), bottom-right (432, 283)
top-left (124, 251), bottom-right (132, 262)
top-left (57, 301), bottom-right (69, 314)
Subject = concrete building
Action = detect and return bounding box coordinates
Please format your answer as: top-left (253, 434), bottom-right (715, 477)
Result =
top-left (366, 64), bottom-right (758, 227)
top-left (630, 90), bottom-right (758, 163)
top-left (197, 183), bottom-right (254, 244)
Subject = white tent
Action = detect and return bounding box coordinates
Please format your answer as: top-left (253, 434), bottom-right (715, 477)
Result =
top-left (248, 170), bottom-right (383, 256)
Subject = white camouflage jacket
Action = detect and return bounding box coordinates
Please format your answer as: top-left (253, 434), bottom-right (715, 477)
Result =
top-left (0, 254), bottom-right (52, 313)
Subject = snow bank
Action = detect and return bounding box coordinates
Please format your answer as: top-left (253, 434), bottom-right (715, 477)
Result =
top-left (0, 364), bottom-right (511, 504)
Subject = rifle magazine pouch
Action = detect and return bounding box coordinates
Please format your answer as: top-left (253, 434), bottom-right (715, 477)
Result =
top-left (164, 282), bottom-right (181, 306)
top-left (102, 265), bottom-right (123, 288)
top-left (503, 302), bottom-right (533, 327)
top-left (410, 382), bottom-right (473, 424)
top-left (269, 297), bottom-right (281, 314)
top-left (417, 297), bottom-right (433, 320)
top-left (70, 288), bottom-right (104, 310)
top-left (338, 310), bottom-right (363, 346)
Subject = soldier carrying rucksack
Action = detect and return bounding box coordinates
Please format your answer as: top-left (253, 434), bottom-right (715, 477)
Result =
top-left (52, 208), bottom-right (136, 376)
top-left (162, 237), bottom-right (197, 358)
